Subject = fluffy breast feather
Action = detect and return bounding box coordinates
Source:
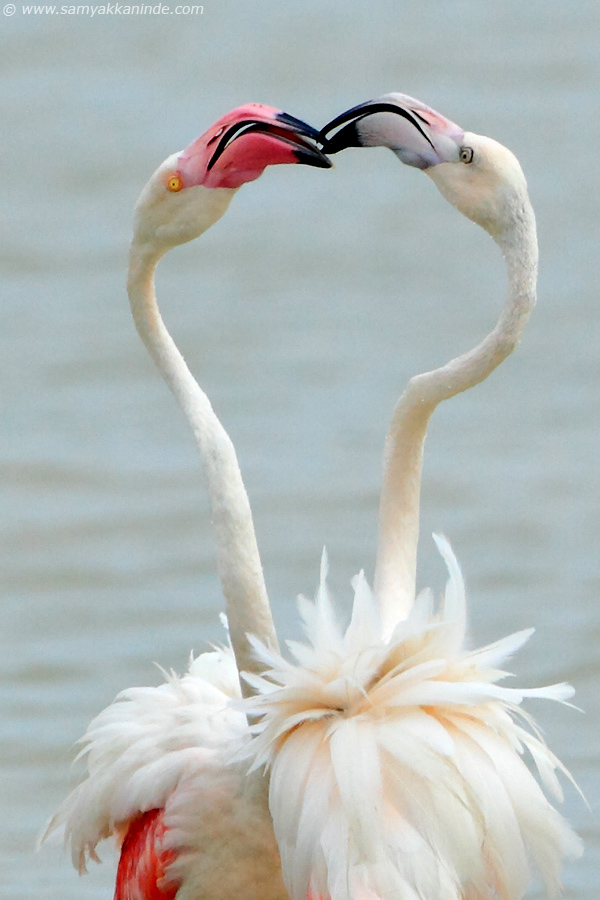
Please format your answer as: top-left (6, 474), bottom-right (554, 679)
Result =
top-left (243, 536), bottom-right (583, 900)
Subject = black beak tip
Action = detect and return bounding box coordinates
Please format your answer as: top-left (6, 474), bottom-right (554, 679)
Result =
top-left (293, 147), bottom-right (333, 169)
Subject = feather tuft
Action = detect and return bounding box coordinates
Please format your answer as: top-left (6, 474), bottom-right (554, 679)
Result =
top-left (242, 536), bottom-right (582, 900)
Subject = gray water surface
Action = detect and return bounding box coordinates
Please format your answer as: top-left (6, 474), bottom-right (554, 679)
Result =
top-left (1, 2), bottom-right (598, 897)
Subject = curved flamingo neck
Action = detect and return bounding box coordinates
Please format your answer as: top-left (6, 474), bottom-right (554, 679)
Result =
top-left (374, 198), bottom-right (538, 636)
top-left (127, 240), bottom-right (279, 694)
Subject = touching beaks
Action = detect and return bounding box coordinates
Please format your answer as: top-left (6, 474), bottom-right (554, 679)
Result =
top-left (320, 93), bottom-right (465, 169)
top-left (271, 111), bottom-right (333, 169)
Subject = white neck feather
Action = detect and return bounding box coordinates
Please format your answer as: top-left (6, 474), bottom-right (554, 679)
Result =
top-left (374, 197), bottom-right (538, 636)
top-left (127, 241), bottom-right (279, 694)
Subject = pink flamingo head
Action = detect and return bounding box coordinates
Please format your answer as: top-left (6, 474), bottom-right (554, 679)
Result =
top-left (131, 104), bottom-right (330, 255)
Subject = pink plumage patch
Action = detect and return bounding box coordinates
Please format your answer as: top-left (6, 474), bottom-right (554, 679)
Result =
top-left (115, 809), bottom-right (179, 900)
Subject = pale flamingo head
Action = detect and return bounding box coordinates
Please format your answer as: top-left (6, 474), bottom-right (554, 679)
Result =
top-left (132, 103), bottom-right (331, 255)
top-left (321, 93), bottom-right (531, 242)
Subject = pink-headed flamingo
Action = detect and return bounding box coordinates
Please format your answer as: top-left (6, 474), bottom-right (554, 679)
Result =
top-left (44, 96), bottom-right (581, 900)
top-left (44, 103), bottom-right (330, 900)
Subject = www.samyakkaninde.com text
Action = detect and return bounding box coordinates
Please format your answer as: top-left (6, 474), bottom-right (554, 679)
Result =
top-left (17, 3), bottom-right (203, 13)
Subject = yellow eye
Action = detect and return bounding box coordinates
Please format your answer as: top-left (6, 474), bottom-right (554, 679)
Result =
top-left (167, 174), bottom-right (183, 192)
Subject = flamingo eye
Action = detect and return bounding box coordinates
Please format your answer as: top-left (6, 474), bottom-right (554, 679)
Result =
top-left (459, 146), bottom-right (474, 164)
top-left (167, 174), bottom-right (183, 192)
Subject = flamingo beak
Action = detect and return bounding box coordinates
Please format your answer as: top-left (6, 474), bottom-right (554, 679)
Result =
top-left (320, 94), bottom-right (464, 169)
top-left (205, 111), bottom-right (332, 172)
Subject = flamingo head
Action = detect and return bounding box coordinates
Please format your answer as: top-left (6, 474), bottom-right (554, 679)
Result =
top-left (321, 93), bottom-right (531, 241)
top-left (132, 103), bottom-right (331, 255)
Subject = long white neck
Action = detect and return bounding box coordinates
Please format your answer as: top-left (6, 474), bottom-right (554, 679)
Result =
top-left (127, 240), bottom-right (279, 695)
top-left (373, 199), bottom-right (538, 636)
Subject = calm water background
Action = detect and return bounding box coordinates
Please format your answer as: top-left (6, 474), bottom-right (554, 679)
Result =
top-left (1, 1), bottom-right (598, 896)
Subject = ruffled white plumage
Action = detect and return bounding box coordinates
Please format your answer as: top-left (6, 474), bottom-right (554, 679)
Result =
top-left (243, 536), bottom-right (582, 900)
top-left (44, 538), bottom-right (581, 900)
top-left (42, 647), bottom-right (246, 872)
top-left (43, 643), bottom-right (290, 900)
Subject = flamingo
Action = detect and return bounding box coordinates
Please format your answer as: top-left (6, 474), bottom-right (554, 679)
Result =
top-left (43, 96), bottom-right (582, 900)
top-left (43, 103), bottom-right (330, 900)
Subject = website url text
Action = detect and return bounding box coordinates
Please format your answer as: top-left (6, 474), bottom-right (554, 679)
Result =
top-left (5, 3), bottom-right (203, 14)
